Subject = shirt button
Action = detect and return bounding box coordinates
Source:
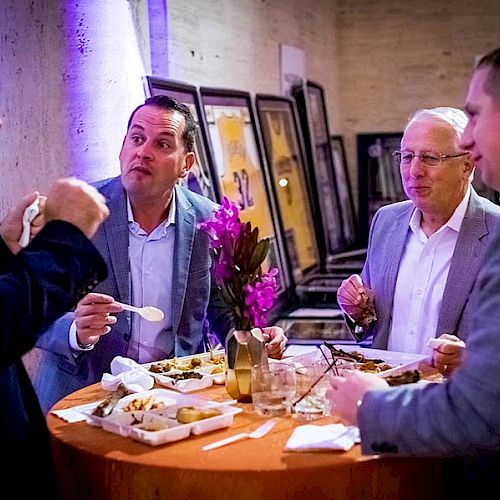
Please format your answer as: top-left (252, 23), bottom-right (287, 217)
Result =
top-left (409, 330), bottom-right (415, 336)
top-left (416, 289), bottom-right (423, 296)
top-left (145, 271), bottom-right (151, 276)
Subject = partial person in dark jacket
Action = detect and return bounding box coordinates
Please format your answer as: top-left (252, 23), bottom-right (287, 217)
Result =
top-left (0, 178), bottom-right (108, 497)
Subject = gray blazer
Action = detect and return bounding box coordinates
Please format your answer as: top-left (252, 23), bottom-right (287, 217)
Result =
top-left (359, 220), bottom-right (500, 456)
top-left (34, 177), bottom-right (233, 413)
top-left (360, 188), bottom-right (500, 348)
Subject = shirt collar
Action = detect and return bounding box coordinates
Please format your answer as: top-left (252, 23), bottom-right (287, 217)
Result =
top-left (409, 185), bottom-right (471, 236)
top-left (127, 188), bottom-right (177, 235)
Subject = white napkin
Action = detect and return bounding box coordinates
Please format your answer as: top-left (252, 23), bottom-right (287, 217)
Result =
top-left (100, 356), bottom-right (154, 392)
top-left (18, 196), bottom-right (40, 248)
top-left (284, 424), bottom-right (360, 452)
top-left (51, 401), bottom-right (102, 423)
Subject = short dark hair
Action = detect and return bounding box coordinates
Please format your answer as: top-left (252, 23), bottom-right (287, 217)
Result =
top-left (127, 95), bottom-right (196, 152)
top-left (476, 47), bottom-right (500, 100)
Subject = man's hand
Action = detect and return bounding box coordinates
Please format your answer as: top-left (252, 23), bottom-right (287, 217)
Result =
top-left (429, 334), bottom-right (465, 376)
top-left (44, 178), bottom-right (109, 238)
top-left (0, 192), bottom-right (45, 254)
top-left (337, 274), bottom-right (375, 322)
top-left (262, 326), bottom-right (287, 359)
top-left (327, 370), bottom-right (388, 425)
top-left (75, 293), bottom-right (123, 347)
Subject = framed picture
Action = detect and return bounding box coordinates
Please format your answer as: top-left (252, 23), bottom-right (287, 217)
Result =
top-left (357, 132), bottom-right (405, 243)
top-left (255, 94), bottom-right (320, 283)
top-left (199, 87), bottom-right (290, 296)
top-left (292, 81), bottom-right (346, 263)
top-left (143, 76), bottom-right (219, 202)
top-left (330, 135), bottom-right (357, 246)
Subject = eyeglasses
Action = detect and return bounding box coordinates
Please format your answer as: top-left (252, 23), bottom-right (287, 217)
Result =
top-left (392, 150), bottom-right (469, 168)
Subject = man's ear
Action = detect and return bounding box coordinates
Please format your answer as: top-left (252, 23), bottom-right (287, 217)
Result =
top-left (179, 152), bottom-right (196, 178)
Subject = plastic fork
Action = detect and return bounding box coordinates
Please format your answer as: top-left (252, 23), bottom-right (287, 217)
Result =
top-left (202, 419), bottom-right (277, 451)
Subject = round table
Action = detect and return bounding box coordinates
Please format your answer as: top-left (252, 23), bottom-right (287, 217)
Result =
top-left (47, 382), bottom-right (444, 499)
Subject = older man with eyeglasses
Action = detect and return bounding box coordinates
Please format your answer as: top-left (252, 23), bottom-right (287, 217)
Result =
top-left (337, 106), bottom-right (500, 374)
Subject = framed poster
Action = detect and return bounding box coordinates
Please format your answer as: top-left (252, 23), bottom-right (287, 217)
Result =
top-left (357, 132), bottom-right (405, 243)
top-left (292, 81), bottom-right (346, 262)
top-left (330, 135), bottom-right (357, 246)
top-left (255, 94), bottom-right (320, 282)
top-left (199, 87), bottom-right (290, 296)
top-left (143, 76), bottom-right (219, 202)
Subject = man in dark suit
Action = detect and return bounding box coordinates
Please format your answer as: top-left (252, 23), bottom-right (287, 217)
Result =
top-left (0, 178), bottom-right (108, 496)
top-left (35, 95), bottom-right (287, 414)
top-left (328, 46), bottom-right (500, 497)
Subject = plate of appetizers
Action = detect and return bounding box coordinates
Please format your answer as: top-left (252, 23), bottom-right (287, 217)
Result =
top-left (83, 388), bottom-right (242, 446)
top-left (144, 351), bottom-right (226, 393)
top-left (283, 344), bottom-right (429, 378)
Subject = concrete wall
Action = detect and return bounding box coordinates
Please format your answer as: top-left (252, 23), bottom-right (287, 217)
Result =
top-left (0, 0), bottom-right (149, 218)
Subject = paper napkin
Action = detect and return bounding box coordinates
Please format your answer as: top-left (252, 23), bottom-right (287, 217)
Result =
top-left (18, 196), bottom-right (40, 248)
top-left (101, 356), bottom-right (154, 392)
top-left (284, 424), bottom-right (360, 452)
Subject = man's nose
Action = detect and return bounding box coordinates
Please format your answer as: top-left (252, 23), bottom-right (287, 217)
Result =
top-left (137, 141), bottom-right (153, 158)
top-left (408, 155), bottom-right (426, 176)
top-left (459, 123), bottom-right (473, 151)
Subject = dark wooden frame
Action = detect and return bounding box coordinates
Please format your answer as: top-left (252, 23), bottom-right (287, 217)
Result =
top-left (292, 81), bottom-right (347, 266)
top-left (255, 94), bottom-right (321, 284)
top-left (143, 76), bottom-right (220, 202)
top-left (330, 135), bottom-right (357, 246)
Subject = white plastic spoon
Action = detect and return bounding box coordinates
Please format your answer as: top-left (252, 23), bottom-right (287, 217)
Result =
top-left (116, 302), bottom-right (164, 322)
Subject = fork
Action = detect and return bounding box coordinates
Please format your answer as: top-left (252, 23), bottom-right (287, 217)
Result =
top-left (202, 419), bottom-right (277, 451)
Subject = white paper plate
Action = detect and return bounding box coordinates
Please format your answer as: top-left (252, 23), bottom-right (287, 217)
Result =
top-left (82, 388), bottom-right (241, 446)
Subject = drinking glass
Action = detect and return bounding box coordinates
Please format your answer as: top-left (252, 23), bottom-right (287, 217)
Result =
top-left (293, 364), bottom-right (332, 421)
top-left (251, 362), bottom-right (296, 417)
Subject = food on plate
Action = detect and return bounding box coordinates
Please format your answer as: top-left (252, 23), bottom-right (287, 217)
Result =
top-left (323, 343), bottom-right (393, 373)
top-left (92, 383), bottom-right (128, 417)
top-left (384, 370), bottom-right (421, 386)
top-left (167, 371), bottom-right (203, 381)
top-left (149, 355), bottom-right (226, 374)
top-left (122, 395), bottom-right (165, 412)
top-left (176, 406), bottom-right (222, 423)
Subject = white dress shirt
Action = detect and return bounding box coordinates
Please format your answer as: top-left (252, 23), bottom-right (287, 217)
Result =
top-left (388, 188), bottom-right (471, 355)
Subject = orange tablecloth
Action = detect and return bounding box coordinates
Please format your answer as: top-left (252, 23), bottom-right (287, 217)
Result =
top-left (48, 382), bottom-right (443, 499)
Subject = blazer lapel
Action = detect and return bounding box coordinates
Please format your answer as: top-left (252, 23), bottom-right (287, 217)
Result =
top-left (437, 190), bottom-right (488, 335)
top-left (171, 186), bottom-right (195, 337)
top-left (102, 179), bottom-right (130, 304)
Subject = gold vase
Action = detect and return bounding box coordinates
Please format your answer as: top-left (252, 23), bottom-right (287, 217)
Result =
top-left (225, 327), bottom-right (268, 402)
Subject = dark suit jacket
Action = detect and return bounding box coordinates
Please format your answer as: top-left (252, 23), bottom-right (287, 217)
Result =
top-left (0, 221), bottom-right (106, 496)
top-left (358, 189), bottom-right (500, 347)
top-left (35, 177), bottom-right (233, 414)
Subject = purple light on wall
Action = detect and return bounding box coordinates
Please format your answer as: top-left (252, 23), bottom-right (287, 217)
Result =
top-left (63, 0), bottom-right (146, 183)
top-left (148, 0), bottom-right (169, 78)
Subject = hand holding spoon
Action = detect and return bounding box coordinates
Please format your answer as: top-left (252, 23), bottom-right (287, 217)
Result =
top-left (115, 301), bottom-right (164, 322)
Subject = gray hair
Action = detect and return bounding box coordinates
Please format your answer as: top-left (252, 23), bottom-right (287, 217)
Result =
top-left (405, 107), bottom-right (468, 144)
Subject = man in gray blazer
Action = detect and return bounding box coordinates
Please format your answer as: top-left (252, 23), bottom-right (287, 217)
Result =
top-left (337, 106), bottom-right (500, 368)
top-left (34, 95), bottom-right (287, 414)
top-left (329, 46), bottom-right (500, 495)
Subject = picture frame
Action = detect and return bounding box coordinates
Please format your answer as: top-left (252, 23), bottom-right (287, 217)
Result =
top-left (199, 87), bottom-right (291, 298)
top-left (330, 135), bottom-right (357, 246)
top-left (357, 132), bottom-right (405, 243)
top-left (255, 94), bottom-right (320, 283)
top-left (292, 81), bottom-right (347, 264)
top-left (143, 76), bottom-right (219, 202)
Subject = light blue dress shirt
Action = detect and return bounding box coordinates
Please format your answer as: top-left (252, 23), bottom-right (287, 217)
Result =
top-left (126, 193), bottom-right (176, 363)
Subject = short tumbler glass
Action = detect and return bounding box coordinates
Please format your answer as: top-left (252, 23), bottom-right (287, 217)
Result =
top-left (251, 362), bottom-right (296, 417)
